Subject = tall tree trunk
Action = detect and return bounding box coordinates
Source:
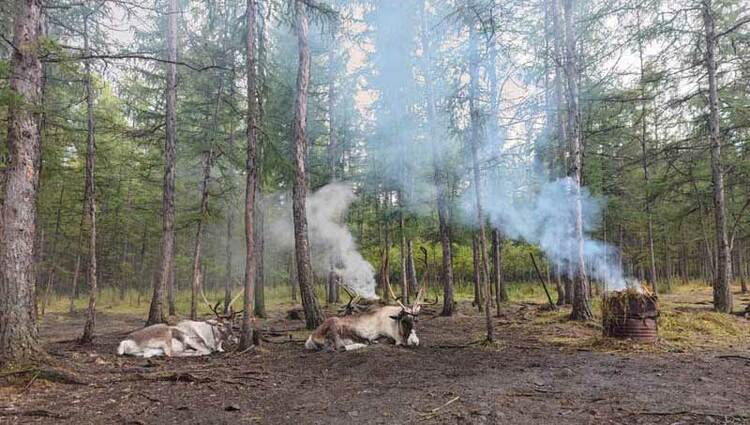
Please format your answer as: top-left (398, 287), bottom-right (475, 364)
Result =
top-left (637, 13), bottom-right (658, 294)
top-left (190, 149), bottom-right (214, 320)
top-left (239, 0), bottom-right (259, 349)
top-left (702, 1), bottom-right (733, 313)
top-left (254, 0), bottom-right (267, 318)
top-left (562, 0), bottom-right (592, 321)
top-left (80, 15), bottom-right (98, 343)
top-left (0, 0), bottom-right (44, 364)
top-left (325, 34), bottom-right (340, 305)
top-left (290, 0), bottom-right (324, 330)
top-left (147, 0), bottom-right (178, 325)
top-left (468, 24), bottom-right (494, 341)
top-left (420, 1), bottom-right (454, 316)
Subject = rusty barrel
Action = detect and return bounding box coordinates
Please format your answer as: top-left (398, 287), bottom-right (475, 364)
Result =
top-left (602, 292), bottom-right (658, 343)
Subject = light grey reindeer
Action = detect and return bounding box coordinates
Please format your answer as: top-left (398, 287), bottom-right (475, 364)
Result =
top-left (117, 292), bottom-right (241, 358)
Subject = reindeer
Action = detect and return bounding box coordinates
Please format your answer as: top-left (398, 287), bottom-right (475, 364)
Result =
top-left (305, 284), bottom-right (434, 351)
top-left (117, 292), bottom-right (241, 358)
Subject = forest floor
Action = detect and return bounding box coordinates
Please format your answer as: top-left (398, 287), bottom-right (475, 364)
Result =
top-left (2, 284), bottom-right (750, 424)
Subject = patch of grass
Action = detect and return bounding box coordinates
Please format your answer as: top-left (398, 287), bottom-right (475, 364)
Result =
top-left (659, 309), bottom-right (750, 349)
top-left (527, 281), bottom-right (750, 353)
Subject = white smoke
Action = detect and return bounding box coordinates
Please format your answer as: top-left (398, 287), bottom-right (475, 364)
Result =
top-left (265, 183), bottom-right (377, 298)
top-left (465, 170), bottom-right (627, 291)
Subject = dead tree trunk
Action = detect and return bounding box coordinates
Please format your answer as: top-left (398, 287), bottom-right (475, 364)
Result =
top-left (239, 0), bottom-right (259, 349)
top-left (190, 148), bottom-right (214, 320)
top-left (147, 0), bottom-right (178, 325)
top-left (80, 14), bottom-right (98, 343)
top-left (562, 0), bottom-right (592, 321)
top-left (702, 1), bottom-right (733, 313)
top-left (291, 0), bottom-right (323, 330)
top-left (0, 0), bottom-right (45, 364)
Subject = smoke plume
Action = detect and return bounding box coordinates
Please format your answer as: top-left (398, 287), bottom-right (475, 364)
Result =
top-left (465, 169), bottom-right (627, 291)
top-left (265, 183), bottom-right (377, 298)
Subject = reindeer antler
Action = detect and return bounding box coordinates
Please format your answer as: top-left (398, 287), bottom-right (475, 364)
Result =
top-left (201, 289), bottom-right (221, 317)
top-left (387, 282), bottom-right (408, 310)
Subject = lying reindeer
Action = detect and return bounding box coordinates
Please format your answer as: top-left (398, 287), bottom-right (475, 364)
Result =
top-left (117, 294), bottom-right (241, 358)
top-left (305, 285), bottom-right (433, 351)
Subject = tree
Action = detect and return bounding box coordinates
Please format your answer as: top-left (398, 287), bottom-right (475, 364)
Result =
top-left (562, 0), bottom-right (593, 321)
top-left (80, 13), bottom-right (99, 343)
top-left (147, 0), bottom-right (179, 325)
top-left (291, 0), bottom-right (324, 330)
top-left (702, 0), bottom-right (733, 313)
top-left (419, 0), bottom-right (454, 316)
top-left (468, 23), bottom-right (494, 342)
top-left (0, 0), bottom-right (45, 364)
top-left (190, 148), bottom-right (215, 320)
top-left (240, 0), bottom-right (259, 350)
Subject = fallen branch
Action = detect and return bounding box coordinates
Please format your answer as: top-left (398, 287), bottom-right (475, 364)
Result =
top-left (716, 355), bottom-right (750, 361)
top-left (114, 371), bottom-right (213, 384)
top-left (0, 409), bottom-right (69, 419)
top-left (418, 396), bottom-right (459, 420)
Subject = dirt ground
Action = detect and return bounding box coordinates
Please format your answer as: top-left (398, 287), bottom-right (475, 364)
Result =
top-left (2, 293), bottom-right (750, 424)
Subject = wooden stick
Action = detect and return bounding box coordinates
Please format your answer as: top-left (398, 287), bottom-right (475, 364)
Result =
top-left (529, 253), bottom-right (557, 309)
top-left (418, 396), bottom-right (460, 419)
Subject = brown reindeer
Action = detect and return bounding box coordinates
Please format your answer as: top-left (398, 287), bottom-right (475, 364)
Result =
top-left (305, 284), bottom-right (433, 351)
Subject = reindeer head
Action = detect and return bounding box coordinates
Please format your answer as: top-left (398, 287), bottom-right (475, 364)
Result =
top-left (201, 292), bottom-right (243, 347)
top-left (387, 284), bottom-right (433, 346)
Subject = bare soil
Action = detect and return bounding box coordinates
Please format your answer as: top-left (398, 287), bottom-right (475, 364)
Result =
top-left (2, 297), bottom-right (750, 424)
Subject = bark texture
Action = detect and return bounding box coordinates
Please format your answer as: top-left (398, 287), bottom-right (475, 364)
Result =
top-left (0, 0), bottom-right (45, 364)
top-left (563, 0), bottom-right (593, 321)
top-left (702, 1), bottom-right (733, 313)
top-left (147, 0), bottom-right (178, 325)
top-left (81, 15), bottom-right (98, 343)
top-left (240, 0), bottom-right (258, 350)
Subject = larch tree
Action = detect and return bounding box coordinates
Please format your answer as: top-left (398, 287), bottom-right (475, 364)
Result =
top-left (0, 0), bottom-right (45, 364)
top-left (291, 0), bottom-right (324, 330)
top-left (562, 0), bottom-right (593, 321)
top-left (702, 0), bottom-right (733, 313)
top-left (80, 12), bottom-right (99, 343)
top-left (147, 0), bottom-right (179, 325)
top-left (240, 0), bottom-right (259, 350)
top-left (468, 22), bottom-right (494, 342)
